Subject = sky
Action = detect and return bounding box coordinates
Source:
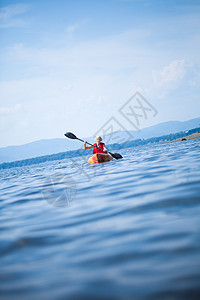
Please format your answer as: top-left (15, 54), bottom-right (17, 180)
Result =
top-left (0, 0), bottom-right (200, 147)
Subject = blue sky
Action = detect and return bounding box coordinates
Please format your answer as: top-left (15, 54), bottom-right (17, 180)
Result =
top-left (0, 0), bottom-right (200, 147)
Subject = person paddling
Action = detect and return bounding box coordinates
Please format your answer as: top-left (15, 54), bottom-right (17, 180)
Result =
top-left (84, 136), bottom-right (107, 154)
top-left (64, 132), bottom-right (123, 159)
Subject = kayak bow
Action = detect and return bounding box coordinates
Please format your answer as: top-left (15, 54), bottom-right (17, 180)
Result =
top-left (88, 153), bottom-right (113, 164)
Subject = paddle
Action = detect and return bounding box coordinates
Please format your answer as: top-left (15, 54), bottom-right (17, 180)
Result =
top-left (64, 132), bottom-right (123, 159)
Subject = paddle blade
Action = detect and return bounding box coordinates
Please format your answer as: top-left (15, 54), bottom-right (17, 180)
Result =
top-left (109, 152), bottom-right (123, 159)
top-left (64, 132), bottom-right (78, 139)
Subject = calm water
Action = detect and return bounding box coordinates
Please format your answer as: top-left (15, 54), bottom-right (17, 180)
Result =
top-left (0, 140), bottom-right (200, 300)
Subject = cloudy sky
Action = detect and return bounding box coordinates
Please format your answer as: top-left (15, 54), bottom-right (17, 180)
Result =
top-left (0, 0), bottom-right (200, 147)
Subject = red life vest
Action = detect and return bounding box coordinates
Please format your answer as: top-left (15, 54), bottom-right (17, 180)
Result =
top-left (93, 142), bottom-right (106, 154)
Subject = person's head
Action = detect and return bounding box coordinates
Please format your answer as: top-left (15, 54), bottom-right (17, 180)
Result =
top-left (94, 136), bottom-right (102, 143)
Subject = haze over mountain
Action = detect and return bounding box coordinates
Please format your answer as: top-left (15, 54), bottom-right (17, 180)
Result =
top-left (0, 117), bottom-right (199, 164)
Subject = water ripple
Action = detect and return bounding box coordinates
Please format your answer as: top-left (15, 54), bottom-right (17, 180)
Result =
top-left (0, 140), bottom-right (200, 299)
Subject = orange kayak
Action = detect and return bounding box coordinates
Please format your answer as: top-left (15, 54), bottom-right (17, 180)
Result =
top-left (88, 153), bottom-right (113, 164)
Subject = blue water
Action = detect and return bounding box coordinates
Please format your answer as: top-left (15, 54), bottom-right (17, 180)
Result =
top-left (0, 140), bottom-right (200, 300)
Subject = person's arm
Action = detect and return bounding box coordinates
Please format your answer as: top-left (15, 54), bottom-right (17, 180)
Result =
top-left (103, 144), bottom-right (107, 153)
top-left (84, 141), bottom-right (93, 150)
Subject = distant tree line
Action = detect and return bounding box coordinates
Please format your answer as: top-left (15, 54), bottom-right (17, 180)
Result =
top-left (0, 127), bottom-right (199, 170)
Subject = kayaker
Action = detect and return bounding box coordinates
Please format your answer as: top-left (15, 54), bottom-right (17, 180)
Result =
top-left (84, 136), bottom-right (107, 154)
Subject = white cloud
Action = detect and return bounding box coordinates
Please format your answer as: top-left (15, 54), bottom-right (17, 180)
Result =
top-left (0, 3), bottom-right (29, 28)
top-left (0, 103), bottom-right (21, 114)
top-left (152, 60), bottom-right (186, 86)
top-left (4, 27), bottom-right (152, 72)
top-left (150, 59), bottom-right (200, 105)
top-left (66, 23), bottom-right (81, 34)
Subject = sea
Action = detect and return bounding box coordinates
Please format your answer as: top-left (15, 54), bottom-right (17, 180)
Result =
top-left (0, 140), bottom-right (200, 300)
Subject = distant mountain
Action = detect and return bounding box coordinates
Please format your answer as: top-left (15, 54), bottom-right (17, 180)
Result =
top-left (0, 117), bottom-right (199, 163)
top-left (0, 138), bottom-right (83, 164)
top-left (130, 117), bottom-right (200, 140)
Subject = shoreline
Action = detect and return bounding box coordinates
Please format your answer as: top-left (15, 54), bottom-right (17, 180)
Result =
top-left (165, 132), bottom-right (200, 143)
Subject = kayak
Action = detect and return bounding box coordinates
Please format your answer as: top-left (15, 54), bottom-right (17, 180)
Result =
top-left (88, 153), bottom-right (113, 164)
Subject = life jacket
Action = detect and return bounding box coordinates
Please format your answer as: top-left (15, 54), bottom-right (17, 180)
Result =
top-left (93, 142), bottom-right (106, 154)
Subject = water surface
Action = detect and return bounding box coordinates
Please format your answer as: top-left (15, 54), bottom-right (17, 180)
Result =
top-left (0, 140), bottom-right (200, 299)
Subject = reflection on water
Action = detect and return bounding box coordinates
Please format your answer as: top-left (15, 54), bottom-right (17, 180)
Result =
top-left (0, 140), bottom-right (200, 299)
